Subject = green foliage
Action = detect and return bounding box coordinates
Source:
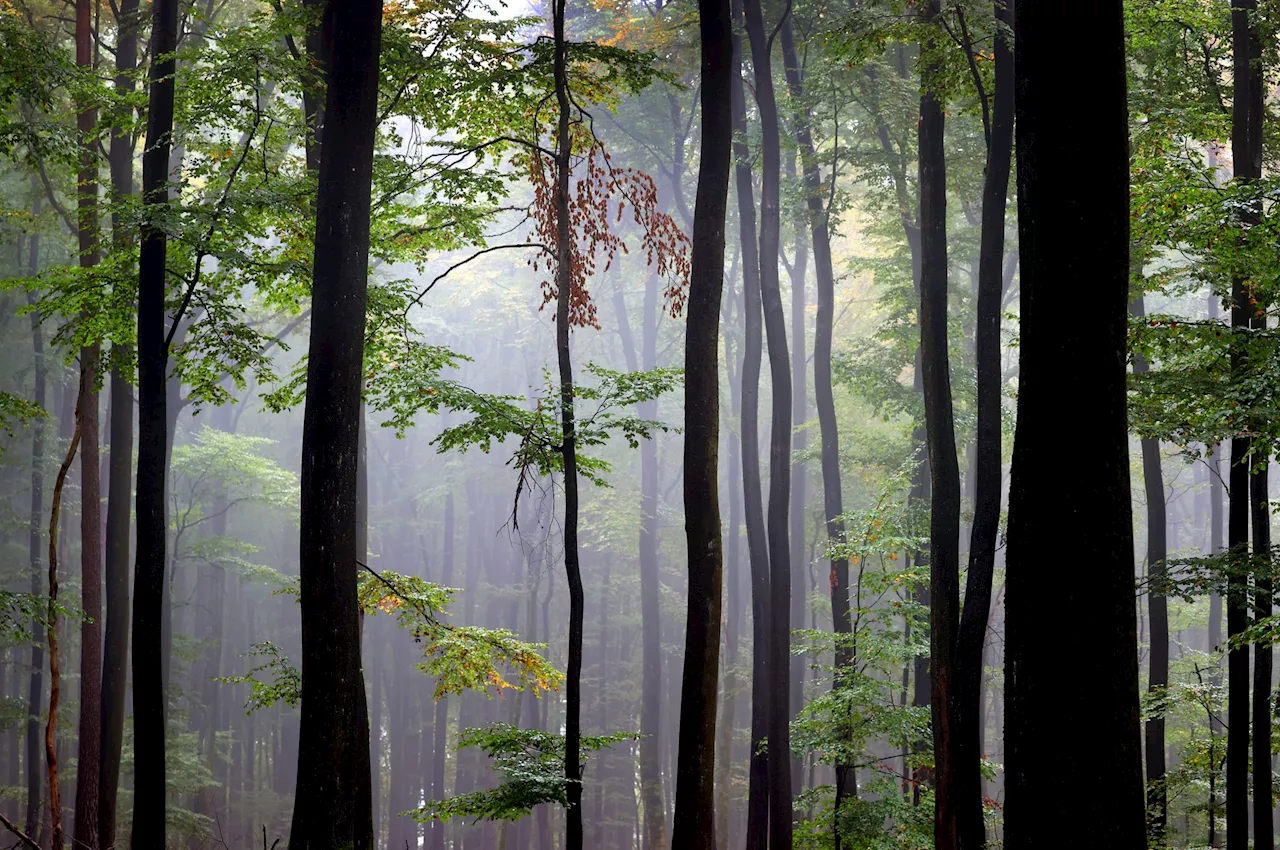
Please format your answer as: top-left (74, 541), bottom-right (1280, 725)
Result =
top-left (357, 567), bottom-right (563, 699)
top-left (376, 362), bottom-right (680, 489)
top-left (214, 641), bottom-right (301, 713)
top-left (414, 724), bottom-right (637, 823)
top-left (0, 389), bottom-right (45, 455)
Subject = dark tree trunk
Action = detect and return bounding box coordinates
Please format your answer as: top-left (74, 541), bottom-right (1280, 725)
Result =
top-left (1131, 295), bottom-right (1169, 845)
top-left (730, 0), bottom-right (771, 843)
top-left (1227, 0), bottom-right (1263, 845)
top-left (130, 0), bottom-right (179, 836)
top-left (549, 0), bottom-right (584, 845)
top-left (288, 0), bottom-right (383, 844)
top-left (785, 160), bottom-right (809, 797)
top-left (777, 19), bottom-right (854, 835)
top-left (916, 4), bottom-right (962, 846)
top-left (73, 0), bottom-right (103, 842)
top-left (741, 0), bottom-right (793, 842)
top-left (1005, 0), bottom-right (1145, 845)
top-left (671, 0), bottom-right (731, 837)
top-left (25, 249), bottom-right (46, 840)
top-left (954, 3), bottom-right (1013, 847)
top-left (1253, 458), bottom-right (1272, 850)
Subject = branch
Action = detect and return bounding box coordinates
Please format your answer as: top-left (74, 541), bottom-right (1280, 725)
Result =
top-left (0, 812), bottom-right (45, 850)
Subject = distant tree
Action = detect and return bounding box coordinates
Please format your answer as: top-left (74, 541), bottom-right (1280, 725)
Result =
top-left (1004, 1), bottom-right (1145, 847)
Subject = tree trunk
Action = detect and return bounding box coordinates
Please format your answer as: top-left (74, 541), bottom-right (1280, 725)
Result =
top-left (954, 3), bottom-right (1013, 847)
top-left (671, 0), bottom-right (731, 836)
top-left (639, 287), bottom-right (665, 850)
top-left (730, 0), bottom-right (771, 843)
top-left (131, 0), bottom-right (180, 835)
top-left (1005, 0), bottom-right (1145, 844)
top-left (916, 5), bottom-right (962, 846)
top-left (1131, 294), bottom-right (1169, 845)
top-left (777, 19), bottom-right (855, 835)
top-left (1253, 457), bottom-right (1272, 850)
top-left (25, 254), bottom-right (46, 840)
top-left (740, 0), bottom-right (793, 842)
top-left (549, 2), bottom-right (584, 846)
top-left (288, 0), bottom-right (383, 843)
top-left (786, 157), bottom-right (809, 797)
top-left (1228, 1), bottom-right (1264, 847)
top-left (73, 0), bottom-right (103, 842)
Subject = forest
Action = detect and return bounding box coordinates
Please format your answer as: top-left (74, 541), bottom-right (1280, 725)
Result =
top-left (0, 0), bottom-right (1274, 846)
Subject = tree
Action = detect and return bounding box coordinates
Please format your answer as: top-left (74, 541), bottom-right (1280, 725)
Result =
top-left (729, 0), bottom-right (771, 842)
top-left (131, 0), bottom-right (180, 837)
top-left (915, 3), bottom-right (962, 847)
top-left (1131, 294), bottom-right (1168, 845)
top-left (671, 0), bottom-right (731, 838)
top-left (953, 1), bottom-right (1012, 846)
top-left (1004, 0), bottom-right (1145, 846)
top-left (740, 0), bottom-right (793, 842)
top-left (288, 0), bottom-right (384, 844)
top-left (72, 0), bottom-right (103, 842)
top-left (1227, 1), bottom-right (1263, 847)
top-left (98, 3), bottom-right (139, 845)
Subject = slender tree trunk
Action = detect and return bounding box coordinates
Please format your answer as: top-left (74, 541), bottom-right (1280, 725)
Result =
top-left (25, 264), bottom-right (46, 840)
top-left (716, 278), bottom-right (743, 850)
top-left (1227, 0), bottom-right (1263, 845)
top-left (73, 0), bottom-right (103, 842)
top-left (916, 5), bottom-right (962, 846)
top-left (740, 0), bottom-right (793, 842)
top-left (549, 4), bottom-right (584, 844)
top-left (1131, 294), bottom-right (1169, 845)
top-left (288, 0), bottom-right (383, 843)
top-left (638, 286), bottom-right (665, 850)
top-left (671, 0), bottom-right (731, 836)
top-left (1253, 457), bottom-right (1272, 850)
top-left (429, 496), bottom-right (454, 850)
top-left (131, 0), bottom-right (179, 835)
top-left (730, 0), bottom-right (771, 842)
top-left (777, 20), bottom-right (855, 836)
top-left (786, 158), bottom-right (809, 797)
top-left (1005, 1), bottom-right (1145, 845)
top-left (47, 409), bottom-right (83, 850)
top-left (954, 4), bottom-right (1012, 847)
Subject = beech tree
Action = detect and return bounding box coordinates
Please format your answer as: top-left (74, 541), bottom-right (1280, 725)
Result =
top-left (1004, 0), bottom-right (1145, 846)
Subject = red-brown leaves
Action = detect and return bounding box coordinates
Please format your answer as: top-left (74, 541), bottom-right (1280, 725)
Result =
top-left (529, 144), bottom-right (690, 327)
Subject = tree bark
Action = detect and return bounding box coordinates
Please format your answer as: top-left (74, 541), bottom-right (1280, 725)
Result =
top-left (1253, 456), bottom-right (1272, 850)
top-left (740, 0), bottom-right (794, 842)
top-left (1132, 295), bottom-right (1169, 846)
top-left (98, 0), bottom-right (137, 824)
top-left (777, 19), bottom-right (855, 835)
top-left (73, 0), bottom-right (103, 842)
top-left (916, 5), bottom-right (962, 846)
top-left (729, 0), bottom-right (771, 843)
top-left (288, 0), bottom-right (383, 844)
top-left (130, 0), bottom-right (179, 836)
top-left (1227, 0), bottom-right (1263, 845)
top-left (25, 251), bottom-right (46, 840)
top-left (671, 0), bottom-right (731, 836)
top-left (1005, 0), bottom-right (1145, 844)
top-left (549, 2), bottom-right (584, 845)
top-left (953, 3), bottom-right (1013, 846)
